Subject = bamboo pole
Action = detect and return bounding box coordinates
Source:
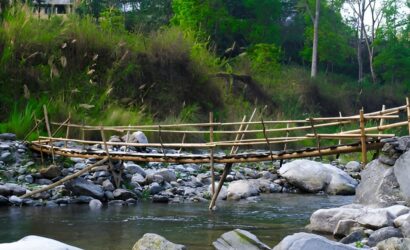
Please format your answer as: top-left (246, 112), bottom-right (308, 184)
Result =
top-left (177, 133), bottom-right (186, 154)
top-left (338, 112), bottom-right (343, 146)
top-left (124, 125), bottom-right (131, 152)
top-left (158, 125), bottom-right (167, 159)
top-left (309, 115), bottom-right (398, 122)
top-left (406, 97), bottom-right (410, 135)
top-left (209, 112), bottom-right (215, 195)
top-left (305, 133), bottom-right (394, 139)
top-left (43, 105), bottom-right (55, 164)
top-left (31, 140), bottom-right (385, 164)
top-left (378, 105), bottom-right (386, 139)
top-left (34, 114), bottom-right (44, 166)
top-left (100, 126), bottom-right (120, 187)
top-left (23, 118), bottom-right (44, 141)
top-left (283, 123), bottom-right (290, 151)
top-left (309, 117), bottom-right (321, 158)
top-left (81, 120), bottom-right (85, 150)
top-left (341, 121), bottom-right (407, 134)
top-left (51, 116), bottom-right (71, 137)
top-left (64, 113), bottom-right (71, 148)
top-left (20, 157), bottom-right (108, 199)
top-left (360, 109), bottom-right (367, 167)
top-left (261, 117), bottom-right (274, 164)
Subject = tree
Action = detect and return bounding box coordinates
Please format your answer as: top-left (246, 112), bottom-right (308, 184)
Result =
top-left (302, 0), bottom-right (320, 78)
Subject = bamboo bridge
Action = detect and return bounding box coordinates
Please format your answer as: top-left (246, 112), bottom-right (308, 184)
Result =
top-left (25, 98), bottom-right (410, 209)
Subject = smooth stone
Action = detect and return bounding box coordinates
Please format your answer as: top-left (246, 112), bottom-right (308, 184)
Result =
top-left (113, 189), bottom-right (137, 200)
top-left (149, 182), bottom-right (164, 195)
top-left (0, 235), bottom-right (82, 250)
top-left (124, 162), bottom-right (146, 177)
top-left (0, 185), bottom-right (11, 196)
top-left (24, 175), bottom-right (33, 184)
top-left (339, 230), bottom-right (365, 244)
top-left (272, 232), bottom-right (359, 250)
top-left (64, 177), bottom-right (104, 199)
top-left (73, 196), bottom-right (94, 204)
top-left (213, 229), bottom-right (270, 250)
top-left (367, 226), bottom-right (403, 247)
top-left (102, 179), bottom-right (115, 192)
top-left (4, 183), bottom-right (26, 196)
top-left (308, 207), bottom-right (363, 234)
top-left (89, 199), bottom-right (103, 209)
top-left (227, 180), bottom-right (259, 200)
top-left (45, 201), bottom-right (58, 207)
top-left (132, 233), bottom-right (185, 250)
top-left (122, 131), bottom-right (148, 144)
top-left (155, 169), bottom-right (177, 183)
top-left (394, 213), bottom-right (410, 227)
top-left (131, 174), bottom-right (145, 185)
top-left (208, 182), bottom-right (227, 200)
top-left (357, 208), bottom-right (394, 229)
top-left (8, 195), bottom-right (22, 206)
top-left (345, 161), bottom-right (361, 172)
top-left (126, 198), bottom-right (137, 205)
top-left (108, 200), bottom-right (126, 206)
top-left (279, 160), bottom-right (357, 195)
top-left (35, 178), bottom-right (53, 185)
top-left (394, 151), bottom-right (410, 204)
top-left (152, 195), bottom-right (169, 203)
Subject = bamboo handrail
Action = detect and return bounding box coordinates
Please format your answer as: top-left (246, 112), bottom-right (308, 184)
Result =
top-left (341, 121), bottom-right (408, 134)
top-left (306, 133), bottom-right (395, 139)
top-left (308, 115), bottom-right (399, 122)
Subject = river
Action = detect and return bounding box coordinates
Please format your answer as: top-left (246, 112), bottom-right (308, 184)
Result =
top-left (0, 193), bottom-right (353, 250)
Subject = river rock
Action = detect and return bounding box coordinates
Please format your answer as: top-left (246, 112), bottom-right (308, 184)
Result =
top-left (339, 229), bottom-right (365, 244)
top-left (122, 131), bottom-right (148, 144)
top-left (308, 207), bottom-right (364, 234)
top-left (132, 233), bottom-right (185, 250)
top-left (357, 208), bottom-right (395, 229)
top-left (124, 162), bottom-right (146, 177)
top-left (89, 199), bottom-right (103, 209)
top-left (393, 151), bottom-right (410, 204)
top-left (279, 160), bottom-right (357, 195)
top-left (39, 165), bottom-right (61, 179)
top-left (208, 182), bottom-right (227, 200)
top-left (367, 226), bottom-right (403, 247)
top-left (345, 161), bottom-right (361, 172)
top-left (64, 177), bottom-right (104, 199)
top-left (227, 180), bottom-right (259, 200)
top-left (272, 232), bottom-right (359, 250)
top-left (8, 195), bottom-right (22, 206)
top-left (0, 235), bottom-right (82, 250)
top-left (400, 217), bottom-right (410, 238)
top-left (394, 213), bottom-right (410, 227)
top-left (0, 185), bottom-right (11, 196)
top-left (4, 183), bottom-right (26, 196)
top-left (113, 189), bottom-right (137, 200)
top-left (0, 133), bottom-right (16, 141)
top-left (213, 229), bottom-right (270, 250)
top-left (376, 237), bottom-right (410, 250)
top-left (155, 169), bottom-right (177, 183)
top-left (355, 160), bottom-right (404, 207)
top-left (102, 179), bottom-right (115, 192)
top-left (149, 182), bottom-right (164, 195)
top-left (333, 219), bottom-right (360, 238)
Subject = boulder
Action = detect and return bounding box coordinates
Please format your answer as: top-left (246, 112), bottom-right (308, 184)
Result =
top-left (367, 226), bottom-right (403, 247)
top-left (0, 185), bottom-right (11, 196)
top-left (208, 182), bottom-right (227, 200)
top-left (376, 237), bottom-right (410, 250)
top-left (102, 179), bottom-right (115, 192)
top-left (132, 233), bottom-right (185, 250)
top-left (272, 232), bottom-right (359, 250)
top-left (355, 160), bottom-right (404, 207)
top-left (393, 151), bottom-right (410, 204)
top-left (155, 169), bottom-right (177, 183)
top-left (357, 208), bottom-right (395, 229)
top-left (4, 183), bottom-right (26, 196)
top-left (339, 229), bottom-right (365, 244)
top-left (333, 219), bottom-right (360, 238)
top-left (394, 213), bottom-right (410, 227)
top-left (131, 174), bottom-right (145, 186)
top-left (308, 207), bottom-right (363, 234)
top-left (124, 162), bottom-right (146, 177)
top-left (213, 229), bottom-right (270, 250)
top-left (227, 180), bottom-right (259, 200)
top-left (64, 177), bottom-right (104, 199)
top-left (39, 165), bottom-right (61, 179)
top-left (279, 160), bottom-right (357, 195)
top-left (113, 189), bottom-right (137, 200)
top-left (122, 131), bottom-right (148, 144)
top-left (8, 195), bottom-right (22, 206)
top-left (401, 217), bottom-right (410, 238)
top-left (0, 235), bottom-right (82, 250)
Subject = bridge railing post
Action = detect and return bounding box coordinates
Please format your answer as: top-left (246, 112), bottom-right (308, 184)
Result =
top-left (406, 97), bottom-right (410, 135)
top-left (209, 112), bottom-right (215, 195)
top-left (359, 109), bottom-right (367, 168)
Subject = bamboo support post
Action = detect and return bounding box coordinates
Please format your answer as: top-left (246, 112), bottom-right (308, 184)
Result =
top-left (43, 105), bottom-right (55, 164)
top-left (378, 105), bottom-right (386, 139)
top-left (64, 113), bottom-right (71, 148)
top-left (261, 117), bottom-right (274, 164)
top-left (309, 117), bottom-right (321, 158)
top-left (158, 125), bottom-right (167, 159)
top-left (34, 114), bottom-right (44, 165)
top-left (360, 109), bottom-right (367, 167)
top-left (283, 123), bottom-right (290, 151)
top-left (209, 112), bottom-right (215, 195)
top-left (177, 133), bottom-right (186, 154)
top-left (209, 109), bottom-right (256, 210)
top-left (124, 125), bottom-right (131, 152)
top-left (81, 121), bottom-right (85, 150)
top-left (406, 98), bottom-right (410, 135)
top-left (23, 117), bottom-right (44, 142)
top-left (20, 157), bottom-right (108, 199)
top-left (338, 112), bottom-right (343, 145)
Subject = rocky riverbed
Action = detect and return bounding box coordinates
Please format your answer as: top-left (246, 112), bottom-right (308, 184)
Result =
top-left (0, 132), bottom-right (361, 208)
top-left (4, 132), bottom-right (410, 250)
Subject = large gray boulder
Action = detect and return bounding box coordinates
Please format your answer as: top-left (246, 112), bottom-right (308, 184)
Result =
top-left (308, 207), bottom-right (364, 234)
top-left (132, 233), bottom-right (185, 250)
top-left (64, 177), bottom-right (104, 199)
top-left (355, 160), bottom-right (404, 207)
top-left (227, 180), bottom-right (259, 200)
top-left (213, 229), bottom-right (270, 250)
top-left (376, 237), bottom-right (410, 250)
top-left (122, 131), bottom-right (148, 144)
top-left (272, 232), bottom-right (359, 250)
top-left (394, 151), bottom-right (410, 204)
top-left (279, 160), bottom-right (357, 195)
top-left (0, 235), bottom-right (82, 250)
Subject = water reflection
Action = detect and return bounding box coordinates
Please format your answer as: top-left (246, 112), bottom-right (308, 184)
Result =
top-left (0, 193), bottom-right (353, 250)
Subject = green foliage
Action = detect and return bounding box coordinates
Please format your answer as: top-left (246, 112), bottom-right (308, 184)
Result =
top-left (248, 43), bottom-right (281, 76)
top-left (100, 7), bottom-right (125, 33)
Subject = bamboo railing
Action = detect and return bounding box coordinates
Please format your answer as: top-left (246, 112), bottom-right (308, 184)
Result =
top-left (27, 99), bottom-right (410, 210)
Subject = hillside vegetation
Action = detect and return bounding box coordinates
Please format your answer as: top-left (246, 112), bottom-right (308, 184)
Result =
top-left (0, 2), bottom-right (408, 139)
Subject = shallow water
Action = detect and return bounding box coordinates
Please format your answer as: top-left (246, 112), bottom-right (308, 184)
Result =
top-left (0, 193), bottom-right (353, 250)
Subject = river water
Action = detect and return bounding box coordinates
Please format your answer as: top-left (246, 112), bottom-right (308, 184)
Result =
top-left (0, 193), bottom-right (353, 250)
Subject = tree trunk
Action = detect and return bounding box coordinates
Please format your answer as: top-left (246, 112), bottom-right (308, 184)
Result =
top-left (357, 18), bottom-right (363, 82)
top-left (311, 0), bottom-right (320, 78)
